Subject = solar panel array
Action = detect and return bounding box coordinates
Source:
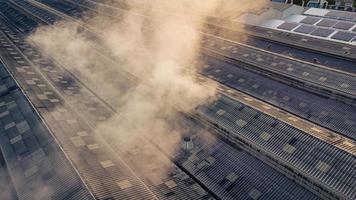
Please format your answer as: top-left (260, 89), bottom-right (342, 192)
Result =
top-left (199, 95), bottom-right (356, 200)
top-left (299, 15), bottom-right (356, 30)
top-left (179, 125), bottom-right (320, 200)
top-left (1, 0), bottom-right (355, 200)
top-left (201, 56), bottom-right (356, 140)
top-left (0, 3), bottom-right (218, 200)
top-left (273, 9), bottom-right (356, 44)
top-left (0, 62), bottom-right (94, 200)
top-left (276, 20), bottom-right (356, 43)
top-left (203, 36), bottom-right (356, 100)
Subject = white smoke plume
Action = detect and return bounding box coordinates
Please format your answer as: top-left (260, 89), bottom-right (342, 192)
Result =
top-left (28, 0), bottom-right (268, 170)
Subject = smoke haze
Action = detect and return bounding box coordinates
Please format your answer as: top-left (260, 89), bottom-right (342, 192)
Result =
top-left (28, 0), bottom-right (268, 171)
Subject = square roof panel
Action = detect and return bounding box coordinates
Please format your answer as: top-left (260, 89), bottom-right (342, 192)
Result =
top-left (304, 8), bottom-right (329, 16)
top-left (325, 10), bottom-right (345, 18)
top-left (326, 10), bottom-right (356, 20)
top-left (277, 22), bottom-right (299, 31)
top-left (310, 28), bottom-right (335, 37)
top-left (345, 12), bottom-right (356, 20)
top-left (332, 22), bottom-right (355, 30)
top-left (316, 19), bottom-right (338, 27)
top-left (294, 25), bottom-right (317, 34)
top-left (300, 17), bottom-right (320, 25)
top-left (331, 31), bottom-right (356, 42)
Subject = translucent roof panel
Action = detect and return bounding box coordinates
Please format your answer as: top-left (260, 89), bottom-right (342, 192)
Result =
top-left (304, 8), bottom-right (329, 17)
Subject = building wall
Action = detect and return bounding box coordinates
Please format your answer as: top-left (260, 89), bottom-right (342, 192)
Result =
top-left (235, 4), bottom-right (304, 25)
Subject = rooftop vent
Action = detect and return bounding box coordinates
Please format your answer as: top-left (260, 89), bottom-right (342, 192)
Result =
top-left (181, 136), bottom-right (194, 151)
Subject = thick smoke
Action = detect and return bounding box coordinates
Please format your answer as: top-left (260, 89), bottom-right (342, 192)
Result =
top-left (28, 0), bottom-right (268, 167)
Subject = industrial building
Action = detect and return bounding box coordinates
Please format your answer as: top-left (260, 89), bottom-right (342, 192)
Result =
top-left (0, 0), bottom-right (355, 200)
